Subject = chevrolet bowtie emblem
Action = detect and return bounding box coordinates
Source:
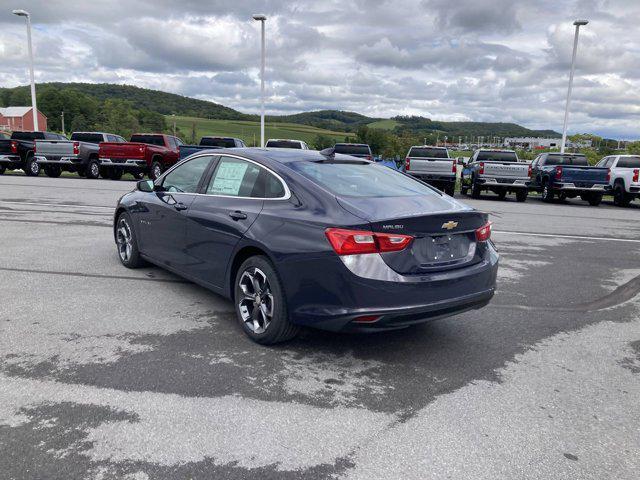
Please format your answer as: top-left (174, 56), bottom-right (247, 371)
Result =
top-left (441, 221), bottom-right (458, 230)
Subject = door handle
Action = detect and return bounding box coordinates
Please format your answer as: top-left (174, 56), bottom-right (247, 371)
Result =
top-left (173, 202), bottom-right (188, 211)
top-left (229, 210), bottom-right (248, 220)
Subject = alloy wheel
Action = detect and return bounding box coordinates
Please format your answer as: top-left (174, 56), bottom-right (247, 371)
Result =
top-left (238, 267), bottom-right (274, 334)
top-left (116, 218), bottom-right (133, 263)
top-left (30, 160), bottom-right (39, 175)
top-left (91, 163), bottom-right (99, 178)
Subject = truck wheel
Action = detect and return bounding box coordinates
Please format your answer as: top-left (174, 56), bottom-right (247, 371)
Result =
top-left (541, 183), bottom-right (554, 202)
top-left (85, 160), bottom-right (100, 179)
top-left (613, 183), bottom-right (631, 207)
top-left (44, 166), bottom-right (62, 178)
top-left (99, 167), bottom-right (109, 178)
top-left (497, 189), bottom-right (507, 200)
top-left (471, 183), bottom-right (481, 199)
top-left (587, 193), bottom-right (602, 207)
top-left (24, 154), bottom-right (40, 177)
top-left (76, 167), bottom-right (86, 177)
top-left (133, 171), bottom-right (145, 180)
top-left (115, 212), bottom-right (146, 268)
top-left (150, 161), bottom-right (163, 180)
top-left (460, 185), bottom-right (468, 195)
top-left (234, 255), bottom-right (300, 345)
top-left (444, 184), bottom-right (455, 197)
top-left (515, 189), bottom-right (528, 202)
top-left (108, 169), bottom-right (123, 181)
top-left (0, 166), bottom-right (5, 175)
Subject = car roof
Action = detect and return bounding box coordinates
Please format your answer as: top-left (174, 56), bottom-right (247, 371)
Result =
top-left (335, 142), bottom-right (369, 146)
top-left (266, 138), bottom-right (304, 143)
top-left (194, 147), bottom-right (361, 164)
top-left (411, 145), bottom-right (446, 149)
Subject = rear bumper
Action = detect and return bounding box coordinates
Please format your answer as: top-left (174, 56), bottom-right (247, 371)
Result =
top-left (477, 177), bottom-right (529, 188)
top-left (409, 173), bottom-right (456, 184)
top-left (99, 158), bottom-right (147, 169)
top-left (0, 155), bottom-right (21, 165)
top-left (279, 243), bottom-right (499, 332)
top-left (553, 183), bottom-right (608, 192)
top-left (35, 155), bottom-right (82, 165)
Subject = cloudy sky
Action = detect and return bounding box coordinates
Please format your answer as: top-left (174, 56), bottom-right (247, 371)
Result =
top-left (1, 0), bottom-right (639, 138)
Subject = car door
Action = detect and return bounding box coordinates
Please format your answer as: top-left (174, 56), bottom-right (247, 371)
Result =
top-left (137, 154), bottom-right (214, 270)
top-left (183, 155), bottom-right (287, 288)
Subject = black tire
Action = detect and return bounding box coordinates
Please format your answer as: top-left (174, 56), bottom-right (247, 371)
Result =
top-left (234, 255), bottom-right (300, 345)
top-left (99, 167), bottom-right (109, 178)
top-left (613, 183), bottom-right (631, 207)
top-left (515, 189), bottom-right (528, 202)
top-left (133, 171), bottom-right (145, 180)
top-left (444, 184), bottom-right (455, 197)
top-left (460, 185), bottom-right (468, 195)
top-left (496, 189), bottom-right (507, 200)
top-left (108, 169), bottom-right (123, 181)
top-left (115, 212), bottom-right (145, 268)
top-left (24, 153), bottom-right (40, 177)
top-left (150, 160), bottom-right (163, 180)
top-left (44, 166), bottom-right (62, 178)
top-left (471, 182), bottom-right (481, 199)
top-left (0, 165), bottom-right (5, 175)
top-left (541, 182), bottom-right (554, 202)
top-left (76, 167), bottom-right (87, 177)
top-left (587, 193), bottom-right (602, 207)
top-left (85, 159), bottom-right (100, 179)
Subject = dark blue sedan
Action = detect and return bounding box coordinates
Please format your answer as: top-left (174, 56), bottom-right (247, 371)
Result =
top-left (114, 148), bottom-right (498, 344)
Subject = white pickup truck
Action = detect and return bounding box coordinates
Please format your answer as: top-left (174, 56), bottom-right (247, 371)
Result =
top-left (403, 146), bottom-right (456, 196)
top-left (461, 149), bottom-right (530, 202)
top-left (596, 154), bottom-right (640, 207)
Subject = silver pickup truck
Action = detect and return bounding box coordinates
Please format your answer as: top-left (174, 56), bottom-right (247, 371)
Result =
top-left (404, 146), bottom-right (456, 196)
top-left (461, 149), bottom-right (530, 202)
top-left (35, 131), bottom-right (126, 179)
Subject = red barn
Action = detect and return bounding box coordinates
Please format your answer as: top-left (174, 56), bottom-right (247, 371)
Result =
top-left (0, 107), bottom-right (48, 132)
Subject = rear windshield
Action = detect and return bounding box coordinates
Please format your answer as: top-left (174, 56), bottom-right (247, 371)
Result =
top-left (334, 144), bottom-right (371, 156)
top-left (290, 161), bottom-right (437, 197)
top-left (545, 154), bottom-right (588, 166)
top-left (266, 140), bottom-right (302, 149)
top-left (200, 137), bottom-right (236, 148)
top-left (409, 147), bottom-right (449, 159)
top-left (617, 156), bottom-right (640, 168)
top-left (11, 131), bottom-right (45, 140)
top-left (130, 135), bottom-right (165, 146)
top-left (70, 133), bottom-right (103, 144)
top-left (476, 151), bottom-right (518, 162)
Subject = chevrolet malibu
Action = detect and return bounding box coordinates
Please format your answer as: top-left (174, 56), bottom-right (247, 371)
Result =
top-left (113, 148), bottom-right (498, 344)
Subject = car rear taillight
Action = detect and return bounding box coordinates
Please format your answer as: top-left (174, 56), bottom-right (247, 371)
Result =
top-left (352, 315), bottom-right (381, 324)
top-left (554, 166), bottom-right (563, 181)
top-left (33, 142), bottom-right (37, 153)
top-left (633, 169), bottom-right (639, 183)
top-left (366, 155), bottom-right (372, 161)
top-left (405, 157), bottom-right (410, 171)
top-left (606, 168), bottom-right (611, 183)
top-left (139, 145), bottom-right (145, 154)
top-left (452, 162), bottom-right (457, 174)
top-left (73, 141), bottom-right (80, 155)
top-left (527, 164), bottom-right (532, 177)
top-left (10, 141), bottom-right (17, 154)
top-left (475, 222), bottom-right (492, 242)
top-left (479, 162), bottom-right (485, 175)
top-left (325, 228), bottom-right (413, 255)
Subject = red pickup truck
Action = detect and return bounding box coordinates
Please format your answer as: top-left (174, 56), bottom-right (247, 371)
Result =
top-left (98, 134), bottom-right (183, 180)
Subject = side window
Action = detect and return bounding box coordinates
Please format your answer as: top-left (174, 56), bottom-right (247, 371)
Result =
top-left (106, 135), bottom-right (117, 142)
top-left (117, 136), bottom-right (126, 143)
top-left (206, 156), bottom-right (285, 198)
top-left (166, 136), bottom-right (176, 149)
top-left (161, 155), bottom-right (212, 193)
top-left (174, 137), bottom-right (184, 146)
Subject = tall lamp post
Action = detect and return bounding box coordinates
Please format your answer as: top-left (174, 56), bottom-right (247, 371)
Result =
top-left (12, 9), bottom-right (38, 131)
top-left (560, 19), bottom-right (588, 154)
top-left (252, 14), bottom-right (267, 148)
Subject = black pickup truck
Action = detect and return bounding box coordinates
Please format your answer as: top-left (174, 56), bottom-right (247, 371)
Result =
top-left (0, 131), bottom-right (68, 176)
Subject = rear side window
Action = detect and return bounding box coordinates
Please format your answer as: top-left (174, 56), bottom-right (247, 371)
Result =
top-left (266, 140), bottom-right (302, 149)
top-left (71, 133), bottom-right (104, 143)
top-left (476, 151), bottom-right (518, 162)
top-left (617, 157), bottom-right (640, 168)
top-left (291, 162), bottom-right (437, 198)
top-left (201, 137), bottom-right (237, 148)
top-left (206, 156), bottom-right (286, 198)
top-left (409, 147), bottom-right (448, 158)
top-left (545, 155), bottom-right (588, 166)
top-left (161, 155), bottom-right (212, 193)
top-left (334, 144), bottom-right (371, 156)
top-left (130, 135), bottom-right (165, 146)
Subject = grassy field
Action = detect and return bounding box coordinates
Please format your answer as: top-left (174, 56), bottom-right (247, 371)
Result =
top-left (366, 119), bottom-right (400, 130)
top-left (168, 116), bottom-right (355, 146)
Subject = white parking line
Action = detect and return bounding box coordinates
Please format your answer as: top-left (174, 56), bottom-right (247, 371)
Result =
top-left (0, 201), bottom-right (114, 209)
top-left (494, 230), bottom-right (640, 244)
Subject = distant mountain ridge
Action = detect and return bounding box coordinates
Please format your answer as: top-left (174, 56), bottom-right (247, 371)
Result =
top-left (0, 82), bottom-right (560, 137)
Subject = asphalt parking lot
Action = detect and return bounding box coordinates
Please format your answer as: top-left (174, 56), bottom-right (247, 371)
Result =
top-left (1, 174), bottom-right (639, 480)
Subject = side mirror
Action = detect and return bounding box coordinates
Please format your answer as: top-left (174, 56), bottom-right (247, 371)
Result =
top-left (137, 179), bottom-right (155, 192)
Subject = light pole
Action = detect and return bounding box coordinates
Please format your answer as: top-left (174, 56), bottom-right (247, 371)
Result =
top-left (253, 14), bottom-right (267, 148)
top-left (560, 19), bottom-right (588, 154)
top-left (12, 9), bottom-right (38, 131)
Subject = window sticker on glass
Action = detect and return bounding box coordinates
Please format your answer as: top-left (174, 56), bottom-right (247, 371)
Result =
top-left (210, 160), bottom-right (250, 195)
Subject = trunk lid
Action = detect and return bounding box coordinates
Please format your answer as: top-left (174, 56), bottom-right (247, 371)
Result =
top-left (35, 140), bottom-right (74, 157)
top-left (407, 157), bottom-right (455, 175)
top-left (559, 166), bottom-right (609, 183)
top-left (99, 142), bottom-right (146, 160)
top-left (337, 195), bottom-right (488, 274)
top-left (481, 162), bottom-right (529, 179)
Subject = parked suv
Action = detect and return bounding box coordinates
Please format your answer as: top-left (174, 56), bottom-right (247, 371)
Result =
top-left (404, 146), bottom-right (456, 196)
top-left (596, 155), bottom-right (640, 207)
top-left (0, 131), bottom-right (67, 176)
top-left (35, 132), bottom-right (126, 179)
top-left (529, 153), bottom-right (609, 205)
top-left (333, 143), bottom-right (372, 160)
top-left (98, 133), bottom-right (182, 180)
top-left (265, 139), bottom-right (309, 149)
top-left (461, 149), bottom-right (529, 202)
